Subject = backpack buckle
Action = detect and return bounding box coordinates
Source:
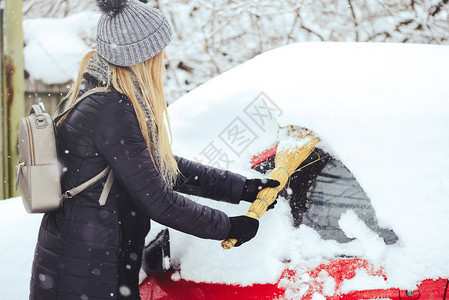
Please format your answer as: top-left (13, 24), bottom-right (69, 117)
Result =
top-left (62, 191), bottom-right (74, 199)
top-left (30, 104), bottom-right (49, 128)
top-left (15, 162), bottom-right (26, 191)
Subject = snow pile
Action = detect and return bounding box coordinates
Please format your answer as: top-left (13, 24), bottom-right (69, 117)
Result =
top-left (144, 198), bottom-right (292, 286)
top-left (276, 126), bottom-right (315, 154)
top-left (338, 210), bottom-right (387, 261)
top-left (1, 42), bottom-right (448, 299)
top-left (340, 269), bottom-right (390, 293)
top-left (23, 11), bottom-right (100, 85)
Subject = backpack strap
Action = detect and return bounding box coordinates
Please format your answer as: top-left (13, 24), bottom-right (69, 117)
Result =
top-left (56, 89), bottom-right (116, 206)
top-left (99, 170), bottom-right (115, 206)
top-left (52, 97), bottom-right (69, 121)
top-left (62, 167), bottom-right (114, 206)
top-left (53, 92), bottom-right (92, 123)
top-left (53, 86), bottom-right (111, 122)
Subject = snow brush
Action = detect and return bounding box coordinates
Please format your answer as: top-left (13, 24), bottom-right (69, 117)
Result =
top-left (221, 125), bottom-right (320, 250)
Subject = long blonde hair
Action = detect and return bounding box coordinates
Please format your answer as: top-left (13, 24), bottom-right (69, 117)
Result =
top-left (59, 50), bottom-right (179, 188)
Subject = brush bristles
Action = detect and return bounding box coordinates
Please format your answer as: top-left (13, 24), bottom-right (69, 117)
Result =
top-left (247, 137), bottom-right (319, 219)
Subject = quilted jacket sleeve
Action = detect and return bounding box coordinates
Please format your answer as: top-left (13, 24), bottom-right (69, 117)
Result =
top-left (93, 99), bottom-right (231, 240)
top-left (173, 155), bottom-right (246, 205)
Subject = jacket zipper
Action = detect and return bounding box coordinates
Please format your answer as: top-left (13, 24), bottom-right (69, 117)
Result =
top-left (25, 118), bottom-right (35, 165)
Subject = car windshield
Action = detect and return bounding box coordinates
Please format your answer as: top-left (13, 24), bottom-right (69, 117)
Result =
top-left (252, 147), bottom-right (398, 246)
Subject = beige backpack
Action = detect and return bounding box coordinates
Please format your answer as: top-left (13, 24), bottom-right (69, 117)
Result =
top-left (16, 100), bottom-right (114, 213)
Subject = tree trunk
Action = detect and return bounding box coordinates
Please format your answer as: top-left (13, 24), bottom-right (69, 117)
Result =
top-left (2, 0), bottom-right (25, 199)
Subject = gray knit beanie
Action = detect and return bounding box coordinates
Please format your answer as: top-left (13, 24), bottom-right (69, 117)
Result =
top-left (96, 0), bottom-right (173, 67)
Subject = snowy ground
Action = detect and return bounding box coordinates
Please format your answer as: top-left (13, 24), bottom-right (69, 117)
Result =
top-left (0, 197), bottom-right (42, 299)
top-left (1, 42), bottom-right (448, 299)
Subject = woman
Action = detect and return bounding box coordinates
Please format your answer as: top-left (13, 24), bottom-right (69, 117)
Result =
top-left (29, 0), bottom-right (279, 299)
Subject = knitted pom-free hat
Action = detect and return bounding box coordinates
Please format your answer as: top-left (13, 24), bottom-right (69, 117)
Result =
top-left (96, 0), bottom-right (173, 67)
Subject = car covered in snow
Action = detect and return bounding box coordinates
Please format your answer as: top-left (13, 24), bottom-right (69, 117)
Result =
top-left (138, 42), bottom-right (449, 299)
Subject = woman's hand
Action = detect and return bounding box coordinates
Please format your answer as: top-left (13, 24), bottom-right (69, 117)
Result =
top-left (225, 216), bottom-right (259, 247)
top-left (240, 178), bottom-right (281, 209)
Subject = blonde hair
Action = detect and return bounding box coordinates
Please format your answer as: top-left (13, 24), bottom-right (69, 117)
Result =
top-left (59, 50), bottom-right (179, 188)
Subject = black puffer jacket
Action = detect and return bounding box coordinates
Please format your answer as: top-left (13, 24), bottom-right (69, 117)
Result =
top-left (29, 90), bottom-right (246, 299)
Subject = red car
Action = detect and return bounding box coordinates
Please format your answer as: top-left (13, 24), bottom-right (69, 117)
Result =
top-left (138, 43), bottom-right (449, 299)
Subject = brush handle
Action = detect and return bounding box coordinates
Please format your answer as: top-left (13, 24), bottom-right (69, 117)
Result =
top-left (221, 212), bottom-right (260, 249)
top-left (221, 167), bottom-right (291, 250)
top-left (221, 187), bottom-right (277, 250)
top-left (221, 238), bottom-right (238, 249)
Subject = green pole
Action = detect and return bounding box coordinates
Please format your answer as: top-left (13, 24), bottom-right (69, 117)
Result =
top-left (0, 7), bottom-right (5, 199)
top-left (2, 0), bottom-right (25, 199)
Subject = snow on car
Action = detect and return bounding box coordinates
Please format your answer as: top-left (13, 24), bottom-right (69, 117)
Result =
top-left (140, 42), bottom-right (449, 299)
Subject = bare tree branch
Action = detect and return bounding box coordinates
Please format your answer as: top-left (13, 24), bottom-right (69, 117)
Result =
top-left (430, 0), bottom-right (449, 17)
top-left (347, 0), bottom-right (359, 41)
